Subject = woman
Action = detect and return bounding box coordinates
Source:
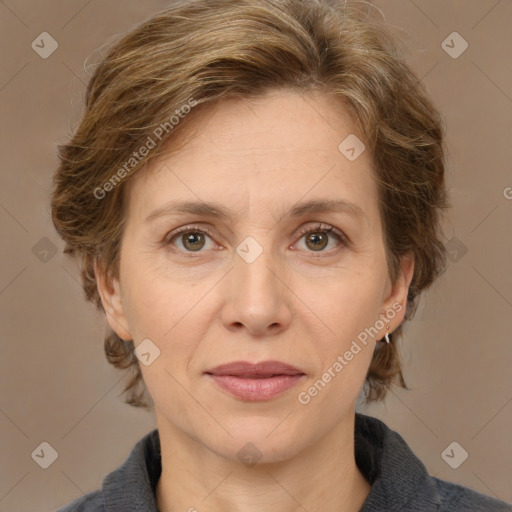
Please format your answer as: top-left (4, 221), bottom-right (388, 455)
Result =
top-left (51, 0), bottom-right (511, 510)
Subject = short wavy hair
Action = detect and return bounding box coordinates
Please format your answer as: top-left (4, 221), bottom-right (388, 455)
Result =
top-left (51, 0), bottom-right (449, 409)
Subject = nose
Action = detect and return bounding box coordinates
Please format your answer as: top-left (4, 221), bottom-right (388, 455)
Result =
top-left (220, 239), bottom-right (293, 338)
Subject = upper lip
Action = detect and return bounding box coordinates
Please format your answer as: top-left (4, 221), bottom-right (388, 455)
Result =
top-left (206, 360), bottom-right (305, 378)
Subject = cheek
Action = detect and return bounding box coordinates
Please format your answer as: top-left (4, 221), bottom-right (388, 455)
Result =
top-left (119, 252), bottom-right (192, 340)
top-left (306, 272), bottom-right (384, 382)
top-left (299, 283), bottom-right (380, 409)
top-left (119, 265), bottom-right (207, 387)
top-left (321, 271), bottom-right (384, 333)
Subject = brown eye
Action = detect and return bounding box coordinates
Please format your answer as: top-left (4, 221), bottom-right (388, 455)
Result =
top-left (165, 225), bottom-right (216, 253)
top-left (181, 231), bottom-right (206, 252)
top-left (296, 224), bottom-right (346, 253)
top-left (304, 231), bottom-right (329, 251)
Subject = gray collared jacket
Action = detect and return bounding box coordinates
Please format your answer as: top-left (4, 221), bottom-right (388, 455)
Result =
top-left (56, 413), bottom-right (512, 511)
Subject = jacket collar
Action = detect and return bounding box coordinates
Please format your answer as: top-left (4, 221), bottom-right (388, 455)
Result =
top-left (102, 426), bottom-right (161, 511)
top-left (355, 413), bottom-right (441, 511)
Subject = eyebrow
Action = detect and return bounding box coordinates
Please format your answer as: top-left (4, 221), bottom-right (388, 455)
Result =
top-left (145, 198), bottom-right (366, 223)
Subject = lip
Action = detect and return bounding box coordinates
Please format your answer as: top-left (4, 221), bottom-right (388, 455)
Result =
top-left (206, 360), bottom-right (304, 377)
top-left (205, 360), bottom-right (306, 401)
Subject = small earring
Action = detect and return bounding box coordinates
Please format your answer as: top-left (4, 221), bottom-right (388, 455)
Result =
top-left (384, 325), bottom-right (391, 344)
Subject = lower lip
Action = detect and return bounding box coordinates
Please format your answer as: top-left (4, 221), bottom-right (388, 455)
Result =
top-left (208, 374), bottom-right (305, 401)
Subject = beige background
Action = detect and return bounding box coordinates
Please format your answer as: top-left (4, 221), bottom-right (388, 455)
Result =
top-left (0, 1), bottom-right (511, 510)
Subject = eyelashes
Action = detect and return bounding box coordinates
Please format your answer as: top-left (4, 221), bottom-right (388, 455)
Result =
top-left (163, 222), bottom-right (348, 256)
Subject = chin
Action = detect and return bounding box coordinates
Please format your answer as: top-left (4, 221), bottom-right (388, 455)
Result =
top-left (212, 439), bottom-right (301, 467)
top-left (203, 420), bottom-right (307, 466)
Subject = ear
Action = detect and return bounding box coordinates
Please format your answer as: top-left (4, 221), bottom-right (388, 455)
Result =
top-left (381, 252), bottom-right (415, 330)
top-left (94, 260), bottom-right (132, 341)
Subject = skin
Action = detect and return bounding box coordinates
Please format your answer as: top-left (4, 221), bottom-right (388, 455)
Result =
top-left (95, 88), bottom-right (414, 512)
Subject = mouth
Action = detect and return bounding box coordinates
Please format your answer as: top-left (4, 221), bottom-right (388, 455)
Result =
top-left (205, 360), bottom-right (306, 401)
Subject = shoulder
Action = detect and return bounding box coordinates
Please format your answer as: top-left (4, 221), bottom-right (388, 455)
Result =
top-left (55, 490), bottom-right (104, 511)
top-left (434, 477), bottom-right (512, 512)
top-left (54, 428), bottom-right (161, 511)
top-left (355, 413), bottom-right (511, 512)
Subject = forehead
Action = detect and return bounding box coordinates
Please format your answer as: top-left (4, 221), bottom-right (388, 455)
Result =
top-left (125, 89), bottom-right (380, 228)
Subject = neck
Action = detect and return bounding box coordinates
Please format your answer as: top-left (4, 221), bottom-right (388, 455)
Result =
top-left (155, 411), bottom-right (371, 512)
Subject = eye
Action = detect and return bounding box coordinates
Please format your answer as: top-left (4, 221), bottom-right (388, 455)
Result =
top-left (294, 223), bottom-right (347, 253)
top-left (164, 224), bottom-right (217, 253)
top-left (164, 222), bottom-right (347, 255)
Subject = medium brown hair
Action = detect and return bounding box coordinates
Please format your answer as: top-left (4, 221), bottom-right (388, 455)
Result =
top-left (51, 0), bottom-right (449, 409)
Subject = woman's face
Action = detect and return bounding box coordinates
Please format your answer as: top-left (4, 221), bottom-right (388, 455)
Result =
top-left (97, 89), bottom-right (413, 463)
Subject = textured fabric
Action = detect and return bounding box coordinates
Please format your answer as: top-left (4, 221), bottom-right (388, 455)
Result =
top-left (55, 413), bottom-right (512, 511)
